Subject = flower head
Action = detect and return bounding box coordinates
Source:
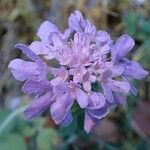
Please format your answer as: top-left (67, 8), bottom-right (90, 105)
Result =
top-left (9, 10), bottom-right (148, 133)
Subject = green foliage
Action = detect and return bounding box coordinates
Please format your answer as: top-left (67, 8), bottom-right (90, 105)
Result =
top-left (37, 128), bottom-right (59, 150)
top-left (0, 134), bottom-right (26, 150)
top-left (0, 109), bottom-right (15, 136)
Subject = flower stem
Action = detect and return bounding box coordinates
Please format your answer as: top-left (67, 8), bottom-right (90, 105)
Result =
top-left (0, 106), bottom-right (27, 135)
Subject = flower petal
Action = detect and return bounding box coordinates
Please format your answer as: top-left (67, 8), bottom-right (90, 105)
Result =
top-left (114, 34), bottom-right (135, 60)
top-left (88, 92), bottom-right (106, 109)
top-left (8, 59), bottom-right (38, 81)
top-left (87, 106), bottom-right (109, 119)
top-left (113, 93), bottom-right (126, 106)
top-left (108, 79), bottom-right (130, 94)
top-left (84, 112), bottom-right (98, 133)
top-left (29, 41), bottom-right (50, 55)
top-left (83, 81), bottom-right (91, 92)
top-left (60, 110), bottom-right (73, 127)
top-left (102, 83), bottom-right (114, 103)
top-left (68, 10), bottom-right (85, 32)
top-left (96, 30), bottom-right (111, 43)
top-left (50, 93), bottom-right (74, 124)
top-left (123, 60), bottom-right (148, 79)
top-left (24, 92), bottom-right (53, 119)
top-left (53, 83), bottom-right (69, 97)
top-left (37, 21), bottom-right (59, 43)
top-left (15, 44), bottom-right (43, 65)
top-left (75, 88), bottom-right (89, 108)
top-left (22, 79), bottom-right (51, 94)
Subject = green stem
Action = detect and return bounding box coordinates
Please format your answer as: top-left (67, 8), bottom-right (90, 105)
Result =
top-left (0, 106), bottom-right (27, 135)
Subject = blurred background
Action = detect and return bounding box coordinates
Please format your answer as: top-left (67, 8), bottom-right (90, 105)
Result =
top-left (0, 0), bottom-right (150, 149)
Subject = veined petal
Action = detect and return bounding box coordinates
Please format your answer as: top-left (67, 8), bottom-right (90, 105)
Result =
top-left (96, 30), bottom-right (111, 43)
top-left (50, 93), bottom-right (74, 124)
top-left (113, 93), bottom-right (126, 106)
top-left (9, 59), bottom-right (38, 81)
top-left (37, 21), bottom-right (59, 43)
top-left (83, 81), bottom-right (91, 92)
top-left (22, 79), bottom-right (51, 94)
top-left (84, 112), bottom-right (98, 133)
top-left (15, 44), bottom-right (43, 65)
top-left (88, 92), bottom-right (106, 109)
top-left (68, 10), bottom-right (85, 32)
top-left (109, 65), bottom-right (124, 78)
top-left (84, 20), bottom-right (96, 35)
top-left (29, 41), bottom-right (50, 55)
top-left (102, 83), bottom-right (114, 103)
top-left (60, 110), bottom-right (73, 127)
top-left (50, 77), bottom-right (63, 86)
top-left (87, 106), bottom-right (109, 119)
top-left (24, 92), bottom-right (53, 119)
top-left (75, 88), bottom-right (89, 108)
top-left (123, 60), bottom-right (148, 79)
top-left (53, 82), bottom-right (69, 97)
top-left (108, 79), bottom-right (130, 94)
top-left (51, 32), bottom-right (63, 47)
top-left (114, 34), bottom-right (135, 60)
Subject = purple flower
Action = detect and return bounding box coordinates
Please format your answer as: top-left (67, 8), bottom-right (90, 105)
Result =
top-left (84, 92), bottom-right (108, 133)
top-left (50, 81), bottom-right (89, 126)
top-left (69, 65), bottom-right (87, 83)
top-left (68, 10), bottom-right (86, 32)
top-left (111, 34), bottom-right (148, 95)
top-left (101, 65), bottom-right (130, 105)
top-left (9, 10), bottom-right (148, 133)
top-left (50, 67), bottom-right (68, 86)
top-left (112, 34), bottom-right (148, 79)
top-left (9, 44), bottom-right (50, 94)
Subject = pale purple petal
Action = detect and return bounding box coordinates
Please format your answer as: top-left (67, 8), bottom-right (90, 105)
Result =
top-left (29, 41), bottom-right (50, 55)
top-left (109, 65), bottom-right (124, 78)
top-left (15, 44), bottom-right (43, 65)
top-left (50, 77), bottom-right (63, 86)
top-left (68, 10), bottom-right (85, 32)
top-left (87, 106), bottom-right (109, 119)
top-left (24, 92), bottom-right (53, 119)
top-left (114, 34), bottom-right (135, 60)
top-left (123, 60), bottom-right (148, 79)
top-left (88, 92), bottom-right (106, 109)
top-left (102, 83), bottom-right (114, 103)
top-left (107, 79), bottom-right (130, 94)
top-left (96, 30), bottom-right (111, 43)
top-left (84, 112), bottom-right (98, 133)
top-left (53, 83), bottom-right (69, 97)
top-left (37, 21), bottom-right (59, 43)
top-left (113, 93), bottom-right (126, 106)
top-left (60, 110), bottom-right (73, 127)
top-left (22, 79), bottom-right (51, 94)
top-left (50, 93), bottom-right (74, 124)
top-left (75, 88), bottom-right (89, 108)
top-left (63, 28), bottom-right (72, 39)
top-left (83, 81), bottom-right (91, 92)
top-left (51, 32), bottom-right (63, 47)
top-left (84, 20), bottom-right (96, 35)
top-left (9, 59), bottom-right (38, 81)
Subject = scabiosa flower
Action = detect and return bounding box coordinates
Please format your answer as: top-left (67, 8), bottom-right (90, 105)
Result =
top-left (8, 10), bottom-right (148, 133)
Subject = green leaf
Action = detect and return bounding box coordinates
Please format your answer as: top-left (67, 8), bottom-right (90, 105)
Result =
top-left (0, 134), bottom-right (26, 150)
top-left (139, 39), bottom-right (150, 68)
top-left (37, 128), bottom-right (59, 150)
top-left (59, 119), bottom-right (76, 138)
top-left (91, 82), bottom-right (102, 92)
top-left (140, 19), bottom-right (150, 34)
top-left (0, 109), bottom-right (15, 136)
top-left (124, 10), bottom-right (138, 35)
top-left (22, 126), bottom-right (36, 137)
